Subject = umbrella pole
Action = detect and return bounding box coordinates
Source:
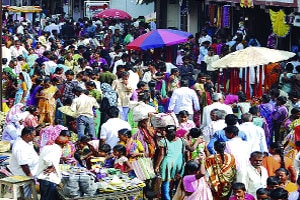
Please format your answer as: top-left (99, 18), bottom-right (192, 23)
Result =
top-left (254, 66), bottom-right (257, 97)
top-left (223, 68), bottom-right (227, 93)
top-left (217, 69), bottom-right (220, 92)
top-left (230, 69), bottom-right (233, 94)
top-left (242, 68), bottom-right (246, 94)
top-left (246, 67), bottom-right (250, 99)
top-left (258, 65), bottom-right (263, 97)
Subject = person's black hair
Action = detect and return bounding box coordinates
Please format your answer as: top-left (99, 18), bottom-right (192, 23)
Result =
top-left (184, 160), bottom-right (200, 175)
top-left (224, 125), bottom-right (239, 136)
top-left (225, 114), bottom-right (238, 125)
top-left (121, 53), bottom-right (129, 59)
top-left (178, 110), bottom-right (189, 116)
top-left (107, 106), bottom-right (119, 118)
top-left (102, 65), bottom-right (110, 72)
top-left (296, 65), bottom-right (300, 73)
top-left (256, 188), bottom-right (271, 196)
top-left (231, 182), bottom-right (246, 191)
top-left (118, 128), bottom-right (132, 138)
top-left (21, 126), bottom-right (35, 137)
top-left (197, 73), bottom-right (207, 79)
top-left (99, 144), bottom-right (111, 153)
top-left (138, 91), bottom-right (150, 102)
top-left (261, 93), bottom-right (271, 103)
top-left (237, 91), bottom-right (247, 102)
top-left (80, 135), bottom-right (92, 143)
top-left (54, 67), bottom-right (63, 74)
top-left (291, 107), bottom-right (300, 115)
top-left (275, 168), bottom-right (289, 176)
top-left (270, 142), bottom-right (285, 169)
top-left (189, 128), bottom-right (203, 138)
top-left (137, 81), bottom-right (147, 89)
top-left (72, 86), bottom-right (83, 94)
top-left (267, 176), bottom-right (281, 186)
top-left (250, 151), bottom-right (264, 159)
top-left (116, 65), bottom-right (126, 71)
top-left (60, 130), bottom-right (71, 137)
top-left (43, 76), bottom-right (51, 84)
top-left (214, 141), bottom-right (226, 164)
top-left (148, 80), bottom-right (156, 88)
top-left (86, 81), bottom-right (96, 88)
top-left (165, 125), bottom-right (176, 141)
top-left (285, 63), bottom-right (294, 72)
top-left (269, 187), bottom-right (288, 199)
top-left (249, 106), bottom-right (259, 115)
top-left (57, 57), bottom-right (65, 64)
top-left (277, 96), bottom-right (287, 105)
top-left (269, 89), bottom-right (280, 98)
top-left (30, 77), bottom-right (44, 93)
top-left (171, 68), bottom-right (179, 75)
top-left (26, 106), bottom-right (38, 114)
top-left (289, 90), bottom-right (300, 99)
top-left (113, 144), bottom-right (126, 156)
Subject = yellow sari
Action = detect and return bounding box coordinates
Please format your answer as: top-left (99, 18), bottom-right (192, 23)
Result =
top-left (38, 85), bottom-right (58, 124)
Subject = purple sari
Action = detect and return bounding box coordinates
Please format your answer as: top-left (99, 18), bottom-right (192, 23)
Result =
top-left (259, 103), bottom-right (274, 138)
top-left (26, 85), bottom-right (42, 106)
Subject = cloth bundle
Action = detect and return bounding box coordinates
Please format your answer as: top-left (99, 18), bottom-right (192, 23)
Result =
top-left (62, 172), bottom-right (97, 198)
top-left (130, 101), bottom-right (156, 122)
top-left (150, 112), bottom-right (179, 128)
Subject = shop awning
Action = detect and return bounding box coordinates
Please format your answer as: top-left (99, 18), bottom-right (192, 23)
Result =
top-left (208, 0), bottom-right (297, 7)
top-left (254, 0), bottom-right (297, 7)
top-left (6, 6), bottom-right (43, 13)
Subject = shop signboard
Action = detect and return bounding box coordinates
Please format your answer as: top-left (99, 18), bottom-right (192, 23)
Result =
top-left (84, 1), bottom-right (110, 18)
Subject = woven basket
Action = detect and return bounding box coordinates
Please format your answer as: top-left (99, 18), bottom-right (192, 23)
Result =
top-left (0, 141), bottom-right (10, 153)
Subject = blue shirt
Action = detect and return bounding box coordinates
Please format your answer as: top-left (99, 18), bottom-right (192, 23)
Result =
top-left (207, 129), bottom-right (248, 154)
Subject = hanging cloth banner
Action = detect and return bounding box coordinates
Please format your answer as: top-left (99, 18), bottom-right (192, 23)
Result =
top-left (269, 9), bottom-right (290, 37)
top-left (222, 5), bottom-right (230, 28)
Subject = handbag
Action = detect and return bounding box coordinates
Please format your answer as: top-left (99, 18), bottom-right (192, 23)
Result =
top-left (132, 157), bottom-right (155, 181)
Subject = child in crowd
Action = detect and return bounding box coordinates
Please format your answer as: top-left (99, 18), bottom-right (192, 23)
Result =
top-left (189, 127), bottom-right (207, 160)
top-left (266, 176), bottom-right (281, 191)
top-left (74, 135), bottom-right (97, 169)
top-left (176, 110), bottom-right (196, 138)
top-left (167, 68), bottom-right (180, 92)
top-left (230, 182), bottom-right (255, 200)
top-left (98, 144), bottom-right (114, 168)
top-left (256, 188), bottom-right (271, 200)
top-left (113, 144), bottom-right (133, 173)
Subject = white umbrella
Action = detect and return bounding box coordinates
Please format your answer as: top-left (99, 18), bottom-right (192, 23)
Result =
top-left (212, 46), bottom-right (296, 68)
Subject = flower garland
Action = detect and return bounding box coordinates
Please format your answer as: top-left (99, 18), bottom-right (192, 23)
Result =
top-left (269, 9), bottom-right (290, 37)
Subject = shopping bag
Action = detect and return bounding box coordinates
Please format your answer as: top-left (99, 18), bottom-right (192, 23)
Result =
top-left (132, 157), bottom-right (155, 181)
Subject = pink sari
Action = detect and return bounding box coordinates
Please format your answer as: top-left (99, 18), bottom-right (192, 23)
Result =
top-left (183, 175), bottom-right (213, 200)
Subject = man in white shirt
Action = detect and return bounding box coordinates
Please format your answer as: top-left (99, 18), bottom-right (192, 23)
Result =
top-left (236, 151), bottom-right (268, 197)
top-left (168, 80), bottom-right (200, 119)
top-left (113, 53), bottom-right (129, 75)
top-left (43, 55), bottom-right (58, 76)
top-left (10, 127), bottom-right (39, 197)
top-left (71, 87), bottom-right (99, 139)
top-left (202, 93), bottom-right (233, 128)
top-left (202, 109), bottom-right (227, 142)
top-left (36, 136), bottom-right (68, 200)
top-left (100, 106), bottom-right (131, 149)
top-left (224, 125), bottom-right (251, 171)
top-left (239, 113), bottom-right (268, 153)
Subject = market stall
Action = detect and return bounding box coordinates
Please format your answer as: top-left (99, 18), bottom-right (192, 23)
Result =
top-left (57, 163), bottom-right (145, 200)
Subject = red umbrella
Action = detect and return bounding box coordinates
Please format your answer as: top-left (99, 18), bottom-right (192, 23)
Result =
top-left (93, 9), bottom-right (132, 20)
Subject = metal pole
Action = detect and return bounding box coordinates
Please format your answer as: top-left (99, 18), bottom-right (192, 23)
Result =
top-left (0, 0), bottom-right (3, 112)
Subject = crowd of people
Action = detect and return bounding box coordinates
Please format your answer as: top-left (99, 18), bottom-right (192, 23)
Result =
top-left (1, 14), bottom-right (300, 200)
